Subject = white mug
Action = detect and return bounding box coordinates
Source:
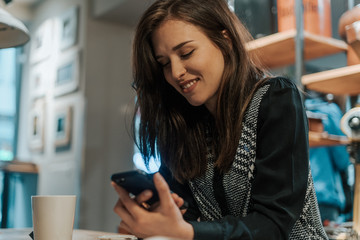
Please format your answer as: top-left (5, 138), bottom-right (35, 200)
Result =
top-left (32, 195), bottom-right (76, 240)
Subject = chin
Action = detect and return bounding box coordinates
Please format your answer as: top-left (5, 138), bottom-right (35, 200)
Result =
top-left (187, 99), bottom-right (204, 107)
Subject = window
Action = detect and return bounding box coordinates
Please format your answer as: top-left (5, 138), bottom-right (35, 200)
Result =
top-left (0, 48), bottom-right (22, 161)
top-left (133, 112), bottom-right (160, 173)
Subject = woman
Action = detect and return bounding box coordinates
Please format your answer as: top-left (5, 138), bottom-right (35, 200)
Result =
top-left (112, 0), bottom-right (328, 239)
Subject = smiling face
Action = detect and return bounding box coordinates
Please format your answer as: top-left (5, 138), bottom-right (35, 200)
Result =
top-left (152, 19), bottom-right (225, 115)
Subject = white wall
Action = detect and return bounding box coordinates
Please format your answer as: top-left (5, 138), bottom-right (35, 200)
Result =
top-left (16, 0), bottom-right (88, 228)
top-left (79, 16), bottom-right (136, 232)
top-left (16, 0), bottom-right (137, 232)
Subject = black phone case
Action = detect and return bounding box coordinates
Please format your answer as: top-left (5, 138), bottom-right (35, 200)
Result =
top-left (111, 170), bottom-right (159, 205)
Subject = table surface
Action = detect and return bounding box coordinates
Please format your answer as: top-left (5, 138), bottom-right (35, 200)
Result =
top-left (0, 228), bottom-right (128, 240)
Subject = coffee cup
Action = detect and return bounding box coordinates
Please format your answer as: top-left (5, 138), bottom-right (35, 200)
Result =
top-left (31, 195), bottom-right (76, 240)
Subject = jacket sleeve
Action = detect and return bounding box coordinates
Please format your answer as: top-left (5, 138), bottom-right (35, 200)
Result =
top-left (189, 78), bottom-right (310, 240)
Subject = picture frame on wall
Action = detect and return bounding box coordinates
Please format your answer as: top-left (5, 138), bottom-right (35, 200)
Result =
top-left (54, 104), bottom-right (73, 151)
top-left (29, 61), bottom-right (51, 99)
top-left (29, 98), bottom-right (46, 152)
top-left (59, 6), bottom-right (79, 50)
top-left (30, 19), bottom-right (54, 63)
top-left (54, 50), bottom-right (80, 97)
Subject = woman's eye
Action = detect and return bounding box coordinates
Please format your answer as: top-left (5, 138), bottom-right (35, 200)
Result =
top-left (159, 61), bottom-right (170, 68)
top-left (181, 49), bottom-right (194, 58)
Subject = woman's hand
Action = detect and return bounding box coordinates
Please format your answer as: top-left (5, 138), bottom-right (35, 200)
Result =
top-left (117, 189), bottom-right (187, 234)
top-left (148, 192), bottom-right (187, 215)
top-left (112, 173), bottom-right (194, 239)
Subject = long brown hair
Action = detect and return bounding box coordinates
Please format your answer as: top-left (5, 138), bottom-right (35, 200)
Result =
top-left (132, 0), bottom-right (268, 182)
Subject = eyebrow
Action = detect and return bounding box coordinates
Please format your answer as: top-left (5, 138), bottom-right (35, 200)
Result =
top-left (155, 40), bottom-right (194, 60)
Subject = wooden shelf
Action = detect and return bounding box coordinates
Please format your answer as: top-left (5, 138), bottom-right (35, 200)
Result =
top-left (309, 131), bottom-right (350, 147)
top-left (246, 30), bottom-right (348, 69)
top-left (0, 161), bottom-right (38, 174)
top-left (302, 64), bottom-right (360, 96)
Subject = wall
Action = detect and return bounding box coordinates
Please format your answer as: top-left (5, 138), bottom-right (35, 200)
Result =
top-left (16, 0), bottom-right (88, 227)
top-left (79, 13), bottom-right (135, 232)
top-left (15, 0), bottom-right (137, 232)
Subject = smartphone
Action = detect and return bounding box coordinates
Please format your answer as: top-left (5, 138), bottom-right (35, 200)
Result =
top-left (111, 170), bottom-right (159, 205)
top-left (111, 170), bottom-right (189, 209)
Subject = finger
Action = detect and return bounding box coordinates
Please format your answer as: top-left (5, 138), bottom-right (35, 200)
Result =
top-left (114, 199), bottom-right (135, 229)
top-left (135, 190), bottom-right (153, 205)
top-left (118, 221), bottom-right (132, 234)
top-left (113, 199), bottom-right (133, 224)
top-left (171, 193), bottom-right (184, 208)
top-left (111, 182), bottom-right (135, 206)
top-left (111, 182), bottom-right (125, 195)
top-left (112, 181), bottom-right (152, 209)
top-left (180, 208), bottom-right (187, 215)
top-left (111, 182), bottom-right (147, 218)
top-left (148, 201), bottom-right (160, 211)
top-left (171, 192), bottom-right (179, 199)
top-left (153, 173), bottom-right (174, 208)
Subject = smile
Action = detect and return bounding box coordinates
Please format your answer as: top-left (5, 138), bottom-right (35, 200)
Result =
top-left (181, 78), bottom-right (199, 89)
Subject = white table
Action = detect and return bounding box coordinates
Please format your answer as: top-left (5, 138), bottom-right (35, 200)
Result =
top-left (0, 228), bottom-right (125, 240)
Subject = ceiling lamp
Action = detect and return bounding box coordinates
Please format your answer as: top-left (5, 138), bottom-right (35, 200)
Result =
top-left (0, 7), bottom-right (30, 48)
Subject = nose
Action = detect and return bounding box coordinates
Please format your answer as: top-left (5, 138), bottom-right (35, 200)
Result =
top-left (171, 60), bottom-right (186, 81)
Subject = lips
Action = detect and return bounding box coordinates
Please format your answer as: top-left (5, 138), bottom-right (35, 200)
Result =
top-left (180, 78), bottom-right (199, 89)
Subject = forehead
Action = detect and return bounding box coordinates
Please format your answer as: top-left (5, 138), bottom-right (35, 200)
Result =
top-left (151, 19), bottom-right (208, 53)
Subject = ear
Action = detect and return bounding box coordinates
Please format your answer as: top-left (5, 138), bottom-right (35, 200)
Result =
top-left (222, 29), bottom-right (230, 39)
top-left (221, 29), bottom-right (232, 48)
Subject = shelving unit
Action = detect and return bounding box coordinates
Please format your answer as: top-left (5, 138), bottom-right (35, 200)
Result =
top-left (309, 131), bottom-right (350, 147)
top-left (246, 3), bottom-right (360, 236)
top-left (0, 160), bottom-right (38, 228)
top-left (247, 29), bottom-right (352, 147)
top-left (302, 64), bottom-right (360, 96)
top-left (246, 29), bottom-right (348, 69)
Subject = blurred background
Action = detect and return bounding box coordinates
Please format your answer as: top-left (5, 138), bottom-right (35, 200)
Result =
top-left (0, 0), bottom-right (359, 234)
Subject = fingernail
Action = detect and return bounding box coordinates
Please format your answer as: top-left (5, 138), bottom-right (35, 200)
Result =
top-left (143, 190), bottom-right (152, 197)
top-left (154, 172), bottom-right (162, 180)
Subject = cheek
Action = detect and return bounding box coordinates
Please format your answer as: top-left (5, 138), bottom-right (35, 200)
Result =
top-left (163, 72), bottom-right (171, 85)
top-left (164, 73), bottom-right (178, 89)
top-left (209, 54), bottom-right (225, 82)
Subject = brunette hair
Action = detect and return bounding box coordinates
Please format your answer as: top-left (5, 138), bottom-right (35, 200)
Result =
top-left (132, 0), bottom-right (268, 182)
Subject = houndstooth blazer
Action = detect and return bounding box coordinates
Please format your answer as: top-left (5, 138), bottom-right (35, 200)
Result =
top-left (188, 80), bottom-right (328, 239)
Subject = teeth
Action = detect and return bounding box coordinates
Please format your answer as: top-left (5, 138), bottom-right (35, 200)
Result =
top-left (182, 79), bottom-right (197, 89)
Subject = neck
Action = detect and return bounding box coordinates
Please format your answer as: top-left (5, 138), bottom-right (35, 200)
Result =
top-left (205, 102), bottom-right (216, 116)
